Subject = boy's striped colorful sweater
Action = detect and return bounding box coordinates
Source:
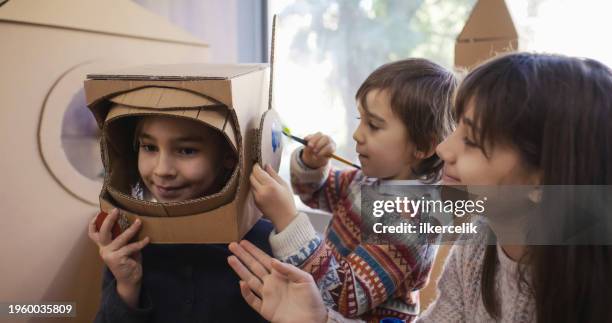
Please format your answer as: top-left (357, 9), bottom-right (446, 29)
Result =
top-left (269, 149), bottom-right (439, 323)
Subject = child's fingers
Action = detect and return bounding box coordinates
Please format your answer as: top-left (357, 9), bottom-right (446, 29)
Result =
top-left (239, 281), bottom-right (263, 313)
top-left (307, 132), bottom-right (323, 149)
top-left (250, 171), bottom-right (262, 192)
top-left (88, 214), bottom-right (100, 241)
top-left (313, 136), bottom-right (330, 153)
top-left (305, 132), bottom-right (323, 141)
top-left (117, 236), bottom-right (150, 258)
top-left (108, 218), bottom-right (142, 251)
top-left (228, 255), bottom-right (256, 282)
top-left (228, 242), bottom-right (270, 279)
top-left (251, 164), bottom-right (263, 183)
top-left (229, 257), bottom-right (264, 299)
top-left (319, 142), bottom-right (335, 157)
top-left (271, 259), bottom-right (313, 284)
top-left (306, 132), bottom-right (323, 149)
top-left (252, 164), bottom-right (273, 185)
top-left (239, 240), bottom-right (274, 272)
top-left (98, 209), bottom-right (119, 246)
top-left (264, 164), bottom-right (286, 186)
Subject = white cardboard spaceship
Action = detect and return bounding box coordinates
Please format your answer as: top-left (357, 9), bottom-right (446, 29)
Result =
top-left (0, 0), bottom-right (211, 318)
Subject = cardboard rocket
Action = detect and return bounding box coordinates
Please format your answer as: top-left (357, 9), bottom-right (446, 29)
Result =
top-left (455, 0), bottom-right (519, 70)
top-left (84, 63), bottom-right (283, 244)
top-left (0, 0), bottom-right (211, 319)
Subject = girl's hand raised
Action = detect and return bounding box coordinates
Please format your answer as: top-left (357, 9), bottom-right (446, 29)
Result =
top-left (227, 240), bottom-right (327, 323)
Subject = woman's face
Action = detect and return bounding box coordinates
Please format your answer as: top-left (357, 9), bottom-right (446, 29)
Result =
top-left (136, 116), bottom-right (221, 202)
top-left (436, 102), bottom-right (539, 186)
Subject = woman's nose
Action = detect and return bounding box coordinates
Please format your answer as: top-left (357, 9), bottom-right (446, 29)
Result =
top-left (436, 133), bottom-right (456, 164)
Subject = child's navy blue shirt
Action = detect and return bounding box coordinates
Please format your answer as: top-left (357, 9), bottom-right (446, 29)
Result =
top-left (94, 219), bottom-right (273, 323)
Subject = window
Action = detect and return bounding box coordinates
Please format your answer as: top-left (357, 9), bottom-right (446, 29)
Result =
top-left (269, 0), bottom-right (612, 181)
top-left (61, 88), bottom-right (104, 181)
top-left (269, 0), bottom-right (476, 180)
top-left (506, 0), bottom-right (612, 65)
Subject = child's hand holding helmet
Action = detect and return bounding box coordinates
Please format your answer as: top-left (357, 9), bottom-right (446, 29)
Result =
top-left (250, 164), bottom-right (297, 232)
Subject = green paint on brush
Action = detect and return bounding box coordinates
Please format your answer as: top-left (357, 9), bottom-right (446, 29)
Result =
top-left (280, 125), bottom-right (361, 169)
top-left (282, 126), bottom-right (291, 136)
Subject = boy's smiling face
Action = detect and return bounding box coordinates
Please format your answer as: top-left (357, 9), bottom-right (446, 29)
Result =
top-left (137, 116), bottom-right (221, 202)
top-left (352, 89), bottom-right (422, 180)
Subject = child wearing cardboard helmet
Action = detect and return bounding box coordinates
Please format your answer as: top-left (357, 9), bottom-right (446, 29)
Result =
top-left (85, 64), bottom-right (275, 323)
top-left (131, 114), bottom-right (236, 203)
top-left (98, 89), bottom-right (243, 222)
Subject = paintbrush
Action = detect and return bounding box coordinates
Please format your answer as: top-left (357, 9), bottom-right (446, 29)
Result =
top-left (282, 127), bottom-right (361, 169)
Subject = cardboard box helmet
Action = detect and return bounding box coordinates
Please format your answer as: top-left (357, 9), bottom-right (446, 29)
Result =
top-left (85, 64), bottom-right (284, 243)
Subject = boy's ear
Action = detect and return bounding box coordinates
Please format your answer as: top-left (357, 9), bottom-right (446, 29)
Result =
top-left (414, 137), bottom-right (440, 160)
top-left (414, 146), bottom-right (436, 160)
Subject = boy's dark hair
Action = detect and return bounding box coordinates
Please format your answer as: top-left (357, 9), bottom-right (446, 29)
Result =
top-left (355, 58), bottom-right (457, 182)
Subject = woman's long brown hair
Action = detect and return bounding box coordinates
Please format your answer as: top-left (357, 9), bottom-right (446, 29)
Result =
top-left (454, 53), bottom-right (612, 322)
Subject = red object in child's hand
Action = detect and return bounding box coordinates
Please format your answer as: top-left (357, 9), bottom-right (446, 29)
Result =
top-left (94, 211), bottom-right (122, 240)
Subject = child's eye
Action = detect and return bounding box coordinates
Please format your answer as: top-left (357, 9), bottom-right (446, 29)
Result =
top-left (178, 148), bottom-right (198, 156)
top-left (140, 144), bottom-right (157, 152)
top-left (368, 122), bottom-right (380, 131)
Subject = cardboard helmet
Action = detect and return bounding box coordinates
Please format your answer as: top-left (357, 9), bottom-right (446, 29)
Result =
top-left (85, 63), bottom-right (283, 243)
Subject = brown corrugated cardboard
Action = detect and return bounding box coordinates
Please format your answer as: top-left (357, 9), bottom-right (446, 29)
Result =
top-left (85, 63), bottom-right (282, 244)
top-left (455, 0), bottom-right (519, 70)
top-left (455, 38), bottom-right (519, 70)
top-left (0, 0), bottom-right (206, 46)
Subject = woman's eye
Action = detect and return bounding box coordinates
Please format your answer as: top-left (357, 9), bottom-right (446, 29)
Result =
top-left (140, 144), bottom-right (157, 152)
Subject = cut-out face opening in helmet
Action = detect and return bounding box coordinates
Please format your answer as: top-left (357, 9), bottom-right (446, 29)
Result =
top-left (103, 108), bottom-right (239, 209)
top-left (132, 115), bottom-right (237, 202)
